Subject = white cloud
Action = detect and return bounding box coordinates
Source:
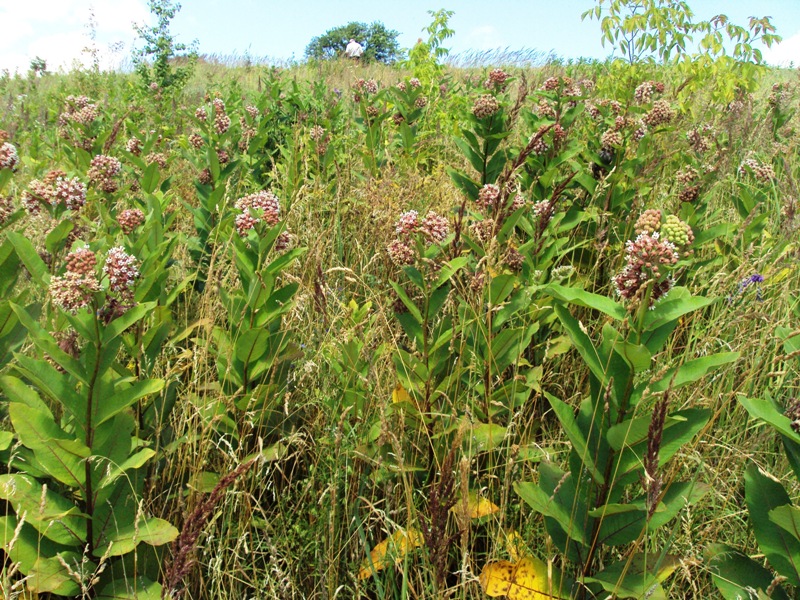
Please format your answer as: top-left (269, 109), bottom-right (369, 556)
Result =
top-left (0, 0), bottom-right (149, 73)
top-left (466, 25), bottom-right (502, 51)
top-left (763, 29), bottom-right (800, 67)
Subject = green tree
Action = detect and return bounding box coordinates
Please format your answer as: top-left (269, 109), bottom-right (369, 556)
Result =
top-left (133, 0), bottom-right (197, 92)
top-left (305, 21), bottom-right (403, 63)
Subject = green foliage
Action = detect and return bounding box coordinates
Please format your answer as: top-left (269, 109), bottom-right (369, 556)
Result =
top-left (133, 0), bottom-right (197, 93)
top-left (305, 21), bottom-right (402, 63)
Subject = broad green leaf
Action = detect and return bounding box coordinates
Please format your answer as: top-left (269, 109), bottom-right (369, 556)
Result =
top-left (0, 374), bottom-right (50, 411)
top-left (738, 395), bottom-right (799, 440)
top-left (745, 462), bottom-right (800, 585)
top-left (28, 552), bottom-right (85, 596)
top-left (586, 553), bottom-right (678, 600)
top-left (770, 505), bottom-right (800, 545)
top-left (98, 448), bottom-right (156, 489)
top-left (593, 482), bottom-right (708, 547)
top-left (546, 392), bottom-right (603, 484)
top-left (12, 354), bottom-right (85, 426)
top-left (516, 463), bottom-right (589, 549)
top-left (643, 287), bottom-right (714, 330)
top-left (0, 516), bottom-right (74, 575)
top-left (706, 543), bottom-right (790, 600)
top-left (554, 304), bottom-right (607, 385)
top-left (646, 352), bottom-right (739, 394)
top-left (95, 378), bottom-right (165, 427)
top-left (44, 219), bottom-right (74, 254)
top-left (6, 231), bottom-right (50, 286)
top-left (98, 577), bottom-right (163, 600)
top-left (465, 423), bottom-right (507, 456)
top-left (234, 327), bottom-right (271, 364)
top-left (96, 516), bottom-right (178, 557)
top-left (9, 403), bottom-right (89, 488)
top-left (547, 284), bottom-right (626, 320)
top-left (432, 257), bottom-right (468, 290)
top-left (0, 474), bottom-right (86, 546)
top-left (102, 302), bottom-right (157, 344)
top-left (389, 280), bottom-right (423, 323)
top-left (141, 162), bottom-right (160, 194)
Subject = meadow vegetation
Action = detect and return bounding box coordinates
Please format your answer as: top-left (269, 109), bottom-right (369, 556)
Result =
top-left (0, 3), bottom-right (799, 598)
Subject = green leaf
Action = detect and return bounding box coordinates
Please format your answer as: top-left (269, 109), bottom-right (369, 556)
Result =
top-left (464, 422), bottom-right (506, 456)
top-left (0, 516), bottom-right (74, 578)
top-left (44, 219), bottom-right (74, 254)
top-left (515, 464), bottom-right (589, 548)
top-left (234, 328), bottom-right (271, 363)
top-left (646, 352), bottom-right (739, 394)
top-left (586, 553), bottom-right (678, 600)
top-left (141, 162), bottom-right (160, 194)
top-left (770, 505), bottom-right (800, 545)
top-left (28, 552), bottom-right (85, 596)
top-left (643, 287), bottom-right (714, 330)
top-left (706, 543), bottom-right (790, 600)
top-left (547, 284), bottom-right (626, 320)
top-left (744, 462), bottom-right (800, 585)
top-left (593, 482), bottom-right (708, 547)
top-left (95, 378), bottom-right (165, 427)
top-left (102, 302), bottom-right (157, 344)
top-left (98, 448), bottom-right (156, 490)
top-left (7, 231), bottom-right (50, 286)
top-left (738, 395), bottom-right (799, 440)
top-left (546, 392), bottom-right (603, 484)
top-left (432, 257), bottom-right (468, 290)
top-left (0, 474), bottom-right (86, 546)
top-left (0, 374), bottom-right (51, 411)
top-left (389, 281), bottom-right (422, 323)
top-left (13, 354), bottom-right (86, 426)
top-left (98, 577), bottom-right (163, 600)
top-left (96, 516), bottom-right (178, 557)
top-left (9, 403), bottom-right (89, 488)
top-left (554, 304), bottom-right (607, 385)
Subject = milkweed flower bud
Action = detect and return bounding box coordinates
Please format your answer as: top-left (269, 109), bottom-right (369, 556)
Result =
top-left (103, 247), bottom-right (140, 298)
top-left (50, 272), bottom-right (102, 313)
top-left (118, 208), bottom-right (145, 234)
top-left (472, 94), bottom-right (500, 119)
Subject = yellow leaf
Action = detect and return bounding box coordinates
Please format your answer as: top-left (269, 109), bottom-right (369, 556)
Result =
top-left (479, 556), bottom-right (564, 600)
top-left (479, 560), bottom-right (516, 597)
top-left (357, 528), bottom-right (423, 580)
top-left (503, 530), bottom-right (531, 561)
top-left (451, 492), bottom-right (500, 519)
top-left (391, 383), bottom-right (411, 404)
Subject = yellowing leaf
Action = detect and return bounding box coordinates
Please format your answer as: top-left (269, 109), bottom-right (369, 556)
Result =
top-left (480, 560), bottom-right (516, 597)
top-left (479, 556), bottom-right (566, 599)
top-left (451, 492), bottom-right (500, 519)
top-left (391, 383), bottom-right (412, 404)
top-left (357, 528), bottom-right (423, 580)
top-left (503, 530), bottom-right (531, 562)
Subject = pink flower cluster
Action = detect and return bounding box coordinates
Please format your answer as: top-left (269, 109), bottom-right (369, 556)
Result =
top-left (233, 190), bottom-right (289, 249)
top-left (118, 208), bottom-right (145, 234)
top-left (613, 232), bottom-right (678, 305)
top-left (0, 142), bottom-right (19, 170)
top-left (88, 155), bottom-right (122, 193)
top-left (22, 175), bottom-right (87, 213)
top-left (104, 246), bottom-right (140, 299)
top-left (386, 209), bottom-right (449, 266)
top-left (59, 95), bottom-right (98, 126)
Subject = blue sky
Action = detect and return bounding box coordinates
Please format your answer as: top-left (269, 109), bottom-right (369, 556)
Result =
top-left (2, 0), bottom-right (800, 73)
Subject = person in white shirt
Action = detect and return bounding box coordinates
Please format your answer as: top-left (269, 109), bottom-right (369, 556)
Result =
top-left (345, 39), bottom-right (364, 59)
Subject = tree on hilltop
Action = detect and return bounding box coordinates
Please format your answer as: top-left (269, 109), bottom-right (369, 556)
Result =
top-left (305, 22), bottom-right (403, 64)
